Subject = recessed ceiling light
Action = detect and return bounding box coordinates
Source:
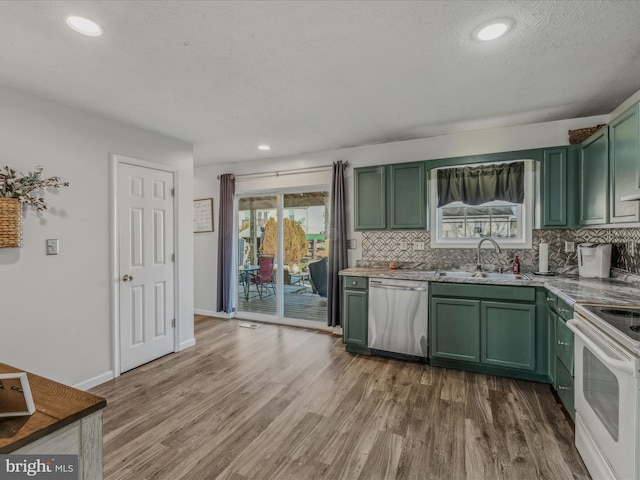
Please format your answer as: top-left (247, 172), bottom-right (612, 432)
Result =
top-left (473, 18), bottom-right (513, 41)
top-left (65, 15), bottom-right (103, 37)
top-left (258, 145), bottom-right (271, 151)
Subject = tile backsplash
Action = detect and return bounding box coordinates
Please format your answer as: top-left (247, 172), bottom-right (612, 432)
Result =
top-left (361, 228), bottom-right (640, 274)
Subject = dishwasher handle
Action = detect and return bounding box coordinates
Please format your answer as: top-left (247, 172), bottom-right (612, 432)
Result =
top-left (369, 283), bottom-right (427, 292)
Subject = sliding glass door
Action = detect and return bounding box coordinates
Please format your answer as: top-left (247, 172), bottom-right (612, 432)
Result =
top-left (236, 189), bottom-right (329, 325)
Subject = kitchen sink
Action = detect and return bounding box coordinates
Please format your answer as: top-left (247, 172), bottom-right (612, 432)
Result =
top-left (436, 271), bottom-right (530, 281)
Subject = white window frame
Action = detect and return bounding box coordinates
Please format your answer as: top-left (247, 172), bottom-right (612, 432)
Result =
top-left (429, 159), bottom-right (535, 249)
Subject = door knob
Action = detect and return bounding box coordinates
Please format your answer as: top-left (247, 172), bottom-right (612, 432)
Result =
top-left (122, 274), bottom-right (133, 282)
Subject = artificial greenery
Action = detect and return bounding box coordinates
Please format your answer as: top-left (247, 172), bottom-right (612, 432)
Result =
top-left (0, 165), bottom-right (69, 212)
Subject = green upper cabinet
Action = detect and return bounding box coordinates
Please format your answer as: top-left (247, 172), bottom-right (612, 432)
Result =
top-left (580, 127), bottom-right (609, 225)
top-left (609, 103), bottom-right (640, 223)
top-left (354, 162), bottom-right (427, 231)
top-left (389, 162), bottom-right (427, 229)
top-left (541, 148), bottom-right (569, 227)
top-left (354, 166), bottom-right (387, 230)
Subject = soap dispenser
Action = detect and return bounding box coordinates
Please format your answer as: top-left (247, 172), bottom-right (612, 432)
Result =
top-left (513, 255), bottom-right (520, 274)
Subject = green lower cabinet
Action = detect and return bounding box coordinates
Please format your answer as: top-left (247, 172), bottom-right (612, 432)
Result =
top-left (430, 288), bottom-right (544, 381)
top-left (343, 288), bottom-right (369, 355)
top-left (555, 362), bottom-right (575, 421)
top-left (555, 315), bottom-right (574, 375)
top-left (547, 309), bottom-right (558, 385)
top-left (481, 302), bottom-right (536, 371)
top-left (431, 298), bottom-right (480, 362)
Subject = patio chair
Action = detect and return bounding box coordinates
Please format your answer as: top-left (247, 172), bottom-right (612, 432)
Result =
top-left (251, 255), bottom-right (276, 299)
top-left (308, 257), bottom-right (328, 298)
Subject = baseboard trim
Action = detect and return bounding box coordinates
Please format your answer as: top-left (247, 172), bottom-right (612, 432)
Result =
top-left (179, 338), bottom-right (196, 350)
top-left (195, 309), bottom-right (231, 319)
top-left (74, 370), bottom-right (114, 391)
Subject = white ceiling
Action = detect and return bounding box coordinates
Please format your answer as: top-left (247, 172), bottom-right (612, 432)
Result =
top-left (1, 1), bottom-right (639, 167)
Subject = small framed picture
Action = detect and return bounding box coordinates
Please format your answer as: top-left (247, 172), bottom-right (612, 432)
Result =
top-left (194, 198), bottom-right (214, 233)
top-left (0, 372), bottom-right (36, 417)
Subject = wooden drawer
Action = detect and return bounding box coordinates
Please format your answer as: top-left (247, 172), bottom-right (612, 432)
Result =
top-left (556, 362), bottom-right (575, 421)
top-left (344, 276), bottom-right (368, 290)
top-left (556, 317), bottom-right (574, 375)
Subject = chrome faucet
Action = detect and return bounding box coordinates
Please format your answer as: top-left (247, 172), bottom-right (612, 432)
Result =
top-left (476, 238), bottom-right (501, 271)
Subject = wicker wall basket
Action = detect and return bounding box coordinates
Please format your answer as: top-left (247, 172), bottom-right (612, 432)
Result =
top-left (0, 198), bottom-right (23, 248)
top-left (568, 124), bottom-right (606, 144)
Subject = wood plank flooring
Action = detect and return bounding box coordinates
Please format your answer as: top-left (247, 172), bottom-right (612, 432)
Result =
top-left (91, 315), bottom-right (590, 480)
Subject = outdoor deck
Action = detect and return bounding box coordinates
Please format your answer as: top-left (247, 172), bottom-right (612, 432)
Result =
top-left (237, 284), bottom-right (327, 323)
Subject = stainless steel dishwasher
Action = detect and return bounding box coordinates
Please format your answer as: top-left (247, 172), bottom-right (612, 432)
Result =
top-left (368, 277), bottom-right (430, 358)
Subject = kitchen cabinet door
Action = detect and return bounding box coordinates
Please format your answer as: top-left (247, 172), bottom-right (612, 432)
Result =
top-left (555, 362), bottom-right (575, 421)
top-left (555, 316), bottom-right (574, 376)
top-left (542, 148), bottom-right (568, 227)
top-left (343, 289), bottom-right (369, 354)
top-left (609, 103), bottom-right (640, 223)
top-left (580, 128), bottom-right (609, 225)
top-left (481, 301), bottom-right (536, 371)
top-left (431, 298), bottom-right (480, 362)
top-left (548, 308), bottom-right (557, 385)
top-left (354, 166), bottom-right (387, 230)
top-left (389, 162), bottom-right (427, 229)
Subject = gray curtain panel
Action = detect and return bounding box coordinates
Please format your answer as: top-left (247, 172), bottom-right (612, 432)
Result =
top-left (216, 174), bottom-right (235, 313)
top-left (437, 161), bottom-right (524, 207)
top-left (327, 161), bottom-right (348, 327)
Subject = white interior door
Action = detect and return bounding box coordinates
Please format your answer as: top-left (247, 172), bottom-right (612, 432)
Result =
top-left (118, 162), bottom-right (175, 373)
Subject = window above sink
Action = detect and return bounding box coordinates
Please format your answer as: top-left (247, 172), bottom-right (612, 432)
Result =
top-left (429, 159), bottom-right (535, 249)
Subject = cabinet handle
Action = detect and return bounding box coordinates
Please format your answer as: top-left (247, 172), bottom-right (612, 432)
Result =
top-left (352, 281), bottom-right (358, 285)
top-left (557, 340), bottom-right (571, 346)
top-left (546, 297), bottom-right (552, 301)
top-left (557, 385), bottom-right (570, 391)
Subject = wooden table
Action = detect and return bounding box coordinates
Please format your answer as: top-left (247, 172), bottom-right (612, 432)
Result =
top-left (0, 362), bottom-right (107, 478)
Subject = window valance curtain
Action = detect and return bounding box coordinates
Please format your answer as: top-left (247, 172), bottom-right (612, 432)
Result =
top-left (437, 161), bottom-right (524, 207)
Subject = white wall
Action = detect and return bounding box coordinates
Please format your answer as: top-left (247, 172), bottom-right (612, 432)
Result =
top-left (194, 114), bottom-right (608, 314)
top-left (0, 86), bottom-right (194, 389)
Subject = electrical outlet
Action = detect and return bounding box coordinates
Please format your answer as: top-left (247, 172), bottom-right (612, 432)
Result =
top-left (629, 242), bottom-right (636, 257)
top-left (400, 241), bottom-right (408, 251)
top-left (564, 241), bottom-right (575, 253)
top-left (414, 241), bottom-right (425, 251)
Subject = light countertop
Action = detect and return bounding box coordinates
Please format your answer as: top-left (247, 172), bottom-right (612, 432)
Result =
top-left (339, 267), bottom-right (640, 306)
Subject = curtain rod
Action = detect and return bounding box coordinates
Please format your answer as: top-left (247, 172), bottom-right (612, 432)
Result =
top-left (217, 161), bottom-right (349, 180)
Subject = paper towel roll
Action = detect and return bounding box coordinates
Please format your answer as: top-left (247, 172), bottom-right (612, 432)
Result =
top-left (539, 242), bottom-right (549, 273)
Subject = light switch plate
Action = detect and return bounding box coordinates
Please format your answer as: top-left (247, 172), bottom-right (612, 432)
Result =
top-left (46, 239), bottom-right (59, 255)
top-left (347, 239), bottom-right (357, 249)
top-left (414, 241), bottom-right (425, 251)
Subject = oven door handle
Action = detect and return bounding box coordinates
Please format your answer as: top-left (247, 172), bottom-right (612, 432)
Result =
top-left (566, 319), bottom-right (635, 375)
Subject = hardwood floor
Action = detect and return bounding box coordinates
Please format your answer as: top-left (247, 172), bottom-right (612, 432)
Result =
top-left (91, 315), bottom-right (589, 480)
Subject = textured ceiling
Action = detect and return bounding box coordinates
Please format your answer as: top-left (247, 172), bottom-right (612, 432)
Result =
top-left (0, 1), bottom-right (639, 166)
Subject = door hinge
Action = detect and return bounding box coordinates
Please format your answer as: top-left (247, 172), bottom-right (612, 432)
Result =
top-left (171, 253), bottom-right (175, 262)
top-left (172, 319), bottom-right (176, 328)
top-left (171, 188), bottom-right (175, 197)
